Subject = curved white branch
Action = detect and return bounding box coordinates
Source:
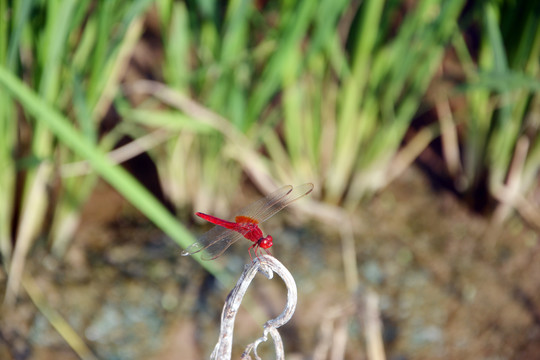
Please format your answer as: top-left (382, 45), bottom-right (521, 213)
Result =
top-left (210, 255), bottom-right (298, 360)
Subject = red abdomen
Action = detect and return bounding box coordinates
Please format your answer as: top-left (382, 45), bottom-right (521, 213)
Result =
top-left (196, 212), bottom-right (263, 243)
top-left (196, 212), bottom-right (238, 229)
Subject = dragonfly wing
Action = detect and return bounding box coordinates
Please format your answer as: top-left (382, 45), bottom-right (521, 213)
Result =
top-left (235, 185), bottom-right (293, 222)
top-left (201, 231), bottom-right (245, 260)
top-left (242, 183), bottom-right (314, 223)
top-left (182, 225), bottom-right (245, 260)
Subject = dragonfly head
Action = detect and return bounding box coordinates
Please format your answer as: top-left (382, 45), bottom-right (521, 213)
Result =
top-left (258, 235), bottom-right (273, 249)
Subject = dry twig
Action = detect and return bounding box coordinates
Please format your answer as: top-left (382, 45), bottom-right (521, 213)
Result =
top-left (210, 255), bottom-right (297, 360)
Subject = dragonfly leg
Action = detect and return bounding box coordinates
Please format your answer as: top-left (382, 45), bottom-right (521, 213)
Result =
top-left (248, 243), bottom-right (257, 262)
top-left (262, 247), bottom-right (272, 257)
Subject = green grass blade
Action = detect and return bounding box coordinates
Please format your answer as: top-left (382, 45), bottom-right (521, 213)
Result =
top-left (0, 66), bottom-right (228, 282)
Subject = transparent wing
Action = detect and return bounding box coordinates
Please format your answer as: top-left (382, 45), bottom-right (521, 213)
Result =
top-left (200, 230), bottom-right (245, 260)
top-left (234, 185), bottom-right (293, 222)
top-left (181, 225), bottom-right (245, 260)
top-left (239, 183), bottom-right (314, 223)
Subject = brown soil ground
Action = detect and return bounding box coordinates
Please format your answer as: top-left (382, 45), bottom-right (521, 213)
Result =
top-left (1, 167), bottom-right (539, 359)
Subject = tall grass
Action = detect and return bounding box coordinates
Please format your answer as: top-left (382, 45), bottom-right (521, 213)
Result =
top-left (0, 0), bottom-right (15, 268)
top-left (0, 0), bottom-right (224, 306)
top-left (277, 0), bottom-right (467, 209)
top-left (127, 0), bottom-right (469, 216)
top-left (1, 0), bottom-right (538, 304)
top-left (448, 1), bottom-right (540, 217)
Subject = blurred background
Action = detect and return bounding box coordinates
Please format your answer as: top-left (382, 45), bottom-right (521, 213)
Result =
top-left (1, 0), bottom-right (540, 359)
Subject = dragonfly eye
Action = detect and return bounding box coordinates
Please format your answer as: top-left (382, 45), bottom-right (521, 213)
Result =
top-left (259, 235), bottom-right (273, 249)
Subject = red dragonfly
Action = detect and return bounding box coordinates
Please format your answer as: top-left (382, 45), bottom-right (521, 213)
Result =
top-left (182, 183), bottom-right (314, 260)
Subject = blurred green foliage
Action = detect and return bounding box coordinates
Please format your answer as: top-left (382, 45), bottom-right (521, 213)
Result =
top-left (0, 0), bottom-right (539, 302)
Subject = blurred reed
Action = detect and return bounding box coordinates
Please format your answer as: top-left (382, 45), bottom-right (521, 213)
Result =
top-left (1, 0), bottom-right (539, 307)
